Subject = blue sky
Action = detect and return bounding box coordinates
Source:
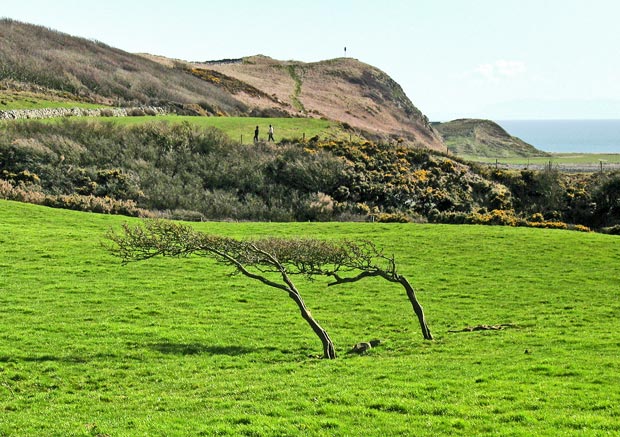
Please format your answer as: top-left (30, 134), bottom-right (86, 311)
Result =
top-left (3, 0), bottom-right (619, 120)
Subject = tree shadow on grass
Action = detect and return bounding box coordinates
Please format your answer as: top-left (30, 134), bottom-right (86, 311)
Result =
top-left (1, 353), bottom-right (117, 364)
top-left (148, 342), bottom-right (272, 356)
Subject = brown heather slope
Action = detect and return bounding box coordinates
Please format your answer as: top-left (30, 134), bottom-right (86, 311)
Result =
top-left (0, 19), bottom-right (246, 113)
top-left (191, 56), bottom-right (445, 151)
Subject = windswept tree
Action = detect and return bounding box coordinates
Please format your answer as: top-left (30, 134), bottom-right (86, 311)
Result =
top-left (107, 220), bottom-right (339, 358)
top-left (107, 220), bottom-right (432, 359)
top-left (303, 241), bottom-right (433, 341)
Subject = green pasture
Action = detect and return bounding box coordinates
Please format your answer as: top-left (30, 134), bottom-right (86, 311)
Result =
top-left (3, 105), bottom-right (356, 144)
top-left (462, 153), bottom-right (620, 165)
top-left (97, 115), bottom-right (355, 144)
top-left (28, 115), bottom-right (355, 144)
top-left (1, 200), bottom-right (619, 435)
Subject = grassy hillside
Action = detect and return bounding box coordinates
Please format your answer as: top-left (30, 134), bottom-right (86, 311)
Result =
top-left (1, 200), bottom-right (619, 435)
top-left (0, 89), bottom-right (103, 110)
top-left (0, 19), bottom-right (245, 113)
top-left (434, 119), bottom-right (547, 158)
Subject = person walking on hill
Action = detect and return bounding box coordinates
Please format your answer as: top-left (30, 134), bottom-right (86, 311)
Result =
top-left (268, 124), bottom-right (275, 142)
top-left (253, 125), bottom-right (259, 143)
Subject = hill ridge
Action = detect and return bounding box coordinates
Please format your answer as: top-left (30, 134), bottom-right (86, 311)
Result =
top-left (196, 55), bottom-right (444, 150)
top-left (0, 18), bottom-right (247, 113)
top-left (1, 18), bottom-right (442, 149)
top-left (433, 118), bottom-right (548, 158)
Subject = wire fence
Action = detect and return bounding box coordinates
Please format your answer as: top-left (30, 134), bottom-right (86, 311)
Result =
top-left (484, 159), bottom-right (620, 173)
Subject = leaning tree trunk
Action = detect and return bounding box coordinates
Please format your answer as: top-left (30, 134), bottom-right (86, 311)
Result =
top-left (282, 274), bottom-right (336, 359)
top-left (397, 275), bottom-right (433, 340)
top-left (213, 247), bottom-right (337, 359)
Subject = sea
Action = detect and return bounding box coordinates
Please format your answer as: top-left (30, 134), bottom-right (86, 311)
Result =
top-left (496, 120), bottom-right (620, 154)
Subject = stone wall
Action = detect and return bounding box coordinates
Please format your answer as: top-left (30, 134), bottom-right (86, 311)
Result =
top-left (0, 106), bottom-right (171, 120)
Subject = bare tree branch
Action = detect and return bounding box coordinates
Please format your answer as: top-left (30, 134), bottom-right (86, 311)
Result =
top-left (326, 270), bottom-right (382, 286)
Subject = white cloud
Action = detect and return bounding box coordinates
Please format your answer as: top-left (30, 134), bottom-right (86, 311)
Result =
top-left (474, 60), bottom-right (526, 81)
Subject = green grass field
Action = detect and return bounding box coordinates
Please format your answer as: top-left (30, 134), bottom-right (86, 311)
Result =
top-left (3, 98), bottom-right (356, 145)
top-left (1, 200), bottom-right (619, 435)
top-left (461, 153), bottom-right (620, 165)
top-left (97, 115), bottom-right (357, 144)
top-left (8, 114), bottom-right (356, 144)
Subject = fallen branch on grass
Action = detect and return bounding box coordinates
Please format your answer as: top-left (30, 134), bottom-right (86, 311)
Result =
top-left (347, 339), bottom-right (382, 354)
top-left (448, 323), bottom-right (517, 333)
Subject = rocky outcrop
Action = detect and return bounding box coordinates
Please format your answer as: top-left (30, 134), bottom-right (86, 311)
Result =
top-left (0, 106), bottom-right (170, 120)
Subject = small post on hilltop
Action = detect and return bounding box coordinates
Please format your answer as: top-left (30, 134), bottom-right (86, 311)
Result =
top-left (344, 46), bottom-right (347, 58)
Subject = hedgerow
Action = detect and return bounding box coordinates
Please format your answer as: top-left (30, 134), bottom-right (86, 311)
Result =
top-left (1, 119), bottom-right (618, 229)
top-left (0, 179), bottom-right (150, 216)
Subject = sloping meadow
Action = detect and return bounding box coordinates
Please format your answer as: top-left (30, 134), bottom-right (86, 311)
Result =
top-left (0, 200), bottom-right (619, 435)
